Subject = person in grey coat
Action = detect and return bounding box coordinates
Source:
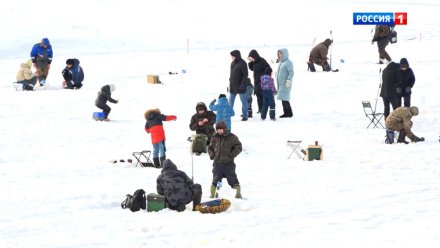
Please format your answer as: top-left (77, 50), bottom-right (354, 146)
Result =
top-left (156, 159), bottom-right (202, 212)
top-left (276, 48), bottom-right (294, 118)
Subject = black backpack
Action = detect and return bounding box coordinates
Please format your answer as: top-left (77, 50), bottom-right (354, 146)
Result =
top-left (121, 189), bottom-right (146, 212)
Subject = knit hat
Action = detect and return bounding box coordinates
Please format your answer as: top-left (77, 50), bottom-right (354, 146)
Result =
top-left (218, 94), bottom-right (226, 99)
top-left (409, 106), bottom-right (419, 116)
top-left (66, 59), bottom-right (74, 65)
top-left (215, 121), bottom-right (227, 130)
top-left (109, 84), bottom-right (116, 92)
top-left (25, 59), bottom-right (32, 68)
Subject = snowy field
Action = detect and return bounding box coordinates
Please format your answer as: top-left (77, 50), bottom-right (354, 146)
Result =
top-left (1, 0), bottom-right (440, 247)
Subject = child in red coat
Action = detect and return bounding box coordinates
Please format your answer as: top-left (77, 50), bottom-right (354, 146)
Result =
top-left (144, 109), bottom-right (177, 168)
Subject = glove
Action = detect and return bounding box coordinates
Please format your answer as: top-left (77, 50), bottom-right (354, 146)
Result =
top-left (405, 87), bottom-right (411, 93)
top-left (396, 87), bottom-right (402, 94)
top-left (212, 99), bottom-right (216, 103)
top-left (285, 80), bottom-right (292, 88)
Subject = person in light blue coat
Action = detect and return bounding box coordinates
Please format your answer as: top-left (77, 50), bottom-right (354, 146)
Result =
top-left (209, 94), bottom-right (235, 131)
top-left (276, 48), bottom-right (294, 118)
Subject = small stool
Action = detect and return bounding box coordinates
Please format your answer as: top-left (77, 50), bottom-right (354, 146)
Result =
top-left (287, 140), bottom-right (306, 160)
top-left (132, 150), bottom-right (154, 167)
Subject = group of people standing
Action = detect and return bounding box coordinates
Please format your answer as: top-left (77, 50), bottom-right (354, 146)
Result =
top-left (229, 48), bottom-right (294, 121)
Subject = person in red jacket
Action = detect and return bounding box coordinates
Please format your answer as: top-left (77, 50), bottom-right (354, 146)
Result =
top-left (144, 109), bottom-right (177, 168)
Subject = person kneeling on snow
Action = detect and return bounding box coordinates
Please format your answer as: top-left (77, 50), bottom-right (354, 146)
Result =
top-left (15, 60), bottom-right (38, 91)
top-left (95, 84), bottom-right (118, 121)
top-left (62, 58), bottom-right (84, 89)
top-left (156, 159), bottom-right (202, 212)
top-left (385, 106), bottom-right (424, 144)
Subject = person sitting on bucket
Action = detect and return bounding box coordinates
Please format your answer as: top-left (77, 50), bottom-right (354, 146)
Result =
top-left (385, 106), bottom-right (424, 144)
top-left (156, 159), bottom-right (202, 212)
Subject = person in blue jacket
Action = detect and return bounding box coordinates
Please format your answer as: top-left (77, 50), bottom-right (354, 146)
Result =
top-left (30, 38), bottom-right (53, 86)
top-left (209, 94), bottom-right (235, 131)
top-left (62, 58), bottom-right (84, 89)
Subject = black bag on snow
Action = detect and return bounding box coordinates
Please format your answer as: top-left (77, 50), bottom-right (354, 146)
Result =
top-left (121, 189), bottom-right (146, 212)
top-left (389, 26), bottom-right (397, 44)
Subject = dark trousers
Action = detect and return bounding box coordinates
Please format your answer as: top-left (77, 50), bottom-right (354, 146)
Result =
top-left (212, 161), bottom-right (239, 187)
top-left (377, 39), bottom-right (391, 61)
top-left (256, 93), bottom-right (263, 113)
top-left (382, 97), bottom-right (399, 121)
top-left (399, 94), bottom-right (411, 107)
top-left (247, 94), bottom-right (253, 117)
top-left (96, 103), bottom-right (111, 118)
top-left (261, 90), bottom-right (275, 119)
top-left (168, 184), bottom-right (202, 212)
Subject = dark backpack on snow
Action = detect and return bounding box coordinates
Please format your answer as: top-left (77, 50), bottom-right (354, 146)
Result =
top-left (121, 189), bottom-right (146, 212)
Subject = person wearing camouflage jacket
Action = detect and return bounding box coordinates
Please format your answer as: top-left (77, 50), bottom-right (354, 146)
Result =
top-left (385, 106), bottom-right (424, 144)
top-left (156, 159), bottom-right (202, 212)
top-left (207, 121), bottom-right (243, 198)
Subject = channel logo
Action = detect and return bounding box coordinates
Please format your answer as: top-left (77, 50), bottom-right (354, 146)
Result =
top-left (353, 12), bottom-right (407, 25)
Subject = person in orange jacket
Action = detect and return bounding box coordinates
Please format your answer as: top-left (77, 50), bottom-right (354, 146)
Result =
top-left (144, 109), bottom-right (177, 168)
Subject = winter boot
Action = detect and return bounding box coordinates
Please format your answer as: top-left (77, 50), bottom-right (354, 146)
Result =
top-left (322, 63), bottom-right (331, 72)
top-left (209, 184), bottom-right (218, 198)
top-left (307, 62), bottom-right (316, 72)
top-left (192, 193), bottom-right (202, 211)
top-left (233, 185), bottom-right (242, 199)
top-left (286, 107), bottom-right (293, 118)
top-left (153, 157), bottom-right (161, 168)
top-left (412, 136), bottom-right (425, 143)
top-left (397, 131), bottom-right (409, 144)
top-left (159, 156), bottom-right (166, 168)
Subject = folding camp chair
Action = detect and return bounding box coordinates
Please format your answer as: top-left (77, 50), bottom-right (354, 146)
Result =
top-left (362, 101), bottom-right (384, 128)
top-left (286, 140), bottom-right (306, 160)
top-left (132, 150), bottom-right (154, 167)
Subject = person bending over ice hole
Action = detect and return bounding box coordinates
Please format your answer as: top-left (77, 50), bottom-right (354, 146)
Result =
top-left (385, 106), bottom-right (424, 144)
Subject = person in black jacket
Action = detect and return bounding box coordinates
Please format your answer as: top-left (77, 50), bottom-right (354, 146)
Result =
top-left (62, 58), bottom-right (84, 89)
top-left (229, 50), bottom-right (249, 121)
top-left (189, 102), bottom-right (216, 144)
top-left (396, 58), bottom-right (416, 107)
top-left (247, 50), bottom-right (271, 114)
top-left (156, 159), bottom-right (202, 212)
top-left (380, 62), bottom-right (401, 120)
top-left (95, 84), bottom-right (118, 121)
